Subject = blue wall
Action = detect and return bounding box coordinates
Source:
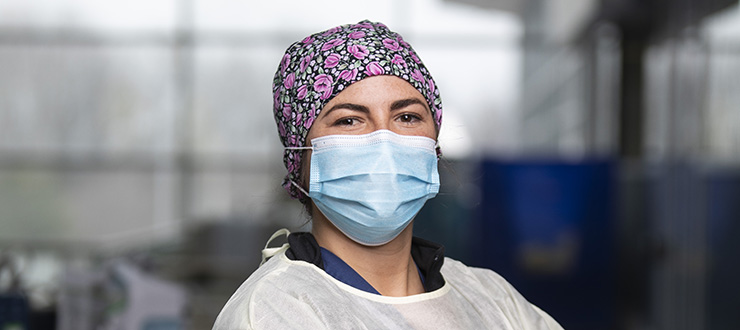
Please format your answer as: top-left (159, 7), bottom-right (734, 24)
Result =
top-left (416, 158), bottom-right (617, 329)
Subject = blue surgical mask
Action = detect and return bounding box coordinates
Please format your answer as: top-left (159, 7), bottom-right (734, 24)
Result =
top-left (288, 130), bottom-right (440, 246)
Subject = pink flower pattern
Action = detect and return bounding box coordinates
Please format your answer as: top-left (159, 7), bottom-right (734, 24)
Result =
top-left (280, 54), bottom-right (290, 73)
top-left (283, 73), bottom-right (295, 89)
top-left (382, 38), bottom-right (400, 51)
top-left (391, 54), bottom-right (407, 68)
top-left (313, 74), bottom-right (334, 100)
top-left (296, 84), bottom-right (308, 100)
top-left (324, 53), bottom-right (341, 68)
top-left (321, 38), bottom-right (343, 51)
top-left (272, 20), bottom-right (442, 199)
top-left (410, 50), bottom-right (421, 64)
top-left (348, 44), bottom-right (369, 59)
top-left (348, 31), bottom-right (365, 39)
top-left (281, 103), bottom-right (291, 121)
top-left (321, 27), bottom-right (341, 36)
top-left (352, 22), bottom-right (374, 29)
top-left (365, 62), bottom-right (384, 76)
top-left (299, 53), bottom-right (313, 72)
top-left (304, 105), bottom-right (316, 129)
top-left (338, 68), bottom-right (358, 81)
top-left (411, 69), bottom-right (424, 83)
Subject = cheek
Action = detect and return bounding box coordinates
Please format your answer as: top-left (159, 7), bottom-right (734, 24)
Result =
top-left (300, 150), bottom-right (312, 186)
top-left (421, 121), bottom-right (438, 140)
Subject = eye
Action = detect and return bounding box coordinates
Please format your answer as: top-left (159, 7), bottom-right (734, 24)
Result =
top-left (333, 117), bottom-right (359, 126)
top-left (398, 113), bottom-right (422, 123)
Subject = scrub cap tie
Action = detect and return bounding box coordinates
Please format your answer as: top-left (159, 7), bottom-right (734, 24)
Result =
top-left (273, 20), bottom-right (442, 199)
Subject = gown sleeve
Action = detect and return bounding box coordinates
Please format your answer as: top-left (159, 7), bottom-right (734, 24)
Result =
top-left (471, 266), bottom-right (565, 330)
top-left (213, 276), bottom-right (327, 330)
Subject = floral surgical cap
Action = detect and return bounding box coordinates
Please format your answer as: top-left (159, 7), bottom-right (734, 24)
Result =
top-left (273, 20), bottom-right (442, 199)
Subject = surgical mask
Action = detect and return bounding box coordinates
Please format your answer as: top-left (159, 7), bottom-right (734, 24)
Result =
top-left (287, 130), bottom-right (440, 246)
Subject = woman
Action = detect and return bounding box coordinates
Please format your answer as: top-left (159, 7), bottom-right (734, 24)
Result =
top-left (214, 20), bottom-right (562, 329)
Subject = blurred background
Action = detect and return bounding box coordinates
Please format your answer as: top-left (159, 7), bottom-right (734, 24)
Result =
top-left (0, 0), bottom-right (738, 329)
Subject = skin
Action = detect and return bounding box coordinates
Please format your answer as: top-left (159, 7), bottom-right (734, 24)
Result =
top-left (301, 75), bottom-right (437, 297)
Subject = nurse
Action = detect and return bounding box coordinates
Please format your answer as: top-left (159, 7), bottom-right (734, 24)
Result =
top-left (214, 20), bottom-right (562, 329)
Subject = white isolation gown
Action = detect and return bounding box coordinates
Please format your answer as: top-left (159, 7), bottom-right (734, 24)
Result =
top-left (213, 246), bottom-right (563, 330)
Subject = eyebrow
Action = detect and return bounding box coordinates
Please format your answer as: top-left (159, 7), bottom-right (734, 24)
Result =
top-left (324, 98), bottom-right (429, 116)
top-left (323, 103), bottom-right (370, 116)
top-left (390, 98), bottom-right (429, 113)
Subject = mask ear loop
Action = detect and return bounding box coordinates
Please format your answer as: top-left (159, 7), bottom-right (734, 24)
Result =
top-left (289, 180), bottom-right (310, 198)
top-left (284, 145), bottom-right (313, 198)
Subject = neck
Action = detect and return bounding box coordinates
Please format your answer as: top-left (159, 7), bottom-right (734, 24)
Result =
top-left (312, 211), bottom-right (424, 297)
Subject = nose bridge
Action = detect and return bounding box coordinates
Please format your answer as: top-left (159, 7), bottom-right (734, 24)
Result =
top-left (369, 105), bottom-right (392, 132)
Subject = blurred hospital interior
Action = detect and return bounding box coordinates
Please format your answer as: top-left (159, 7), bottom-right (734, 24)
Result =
top-left (1, 0), bottom-right (739, 329)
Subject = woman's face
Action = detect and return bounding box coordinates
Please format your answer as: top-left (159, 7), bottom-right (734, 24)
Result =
top-left (306, 75), bottom-right (436, 142)
top-left (300, 74), bottom-right (437, 217)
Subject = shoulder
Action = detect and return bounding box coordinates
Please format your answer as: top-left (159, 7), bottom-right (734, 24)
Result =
top-left (441, 257), bottom-right (512, 289)
top-left (212, 252), bottom-right (327, 330)
top-left (441, 257), bottom-right (529, 298)
top-left (440, 257), bottom-right (564, 330)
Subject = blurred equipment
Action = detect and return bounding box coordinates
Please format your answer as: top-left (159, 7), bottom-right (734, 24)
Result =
top-left (0, 294), bottom-right (28, 330)
top-left (1, 252), bottom-right (29, 330)
top-left (0, 292), bottom-right (28, 330)
top-left (57, 261), bottom-right (186, 330)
